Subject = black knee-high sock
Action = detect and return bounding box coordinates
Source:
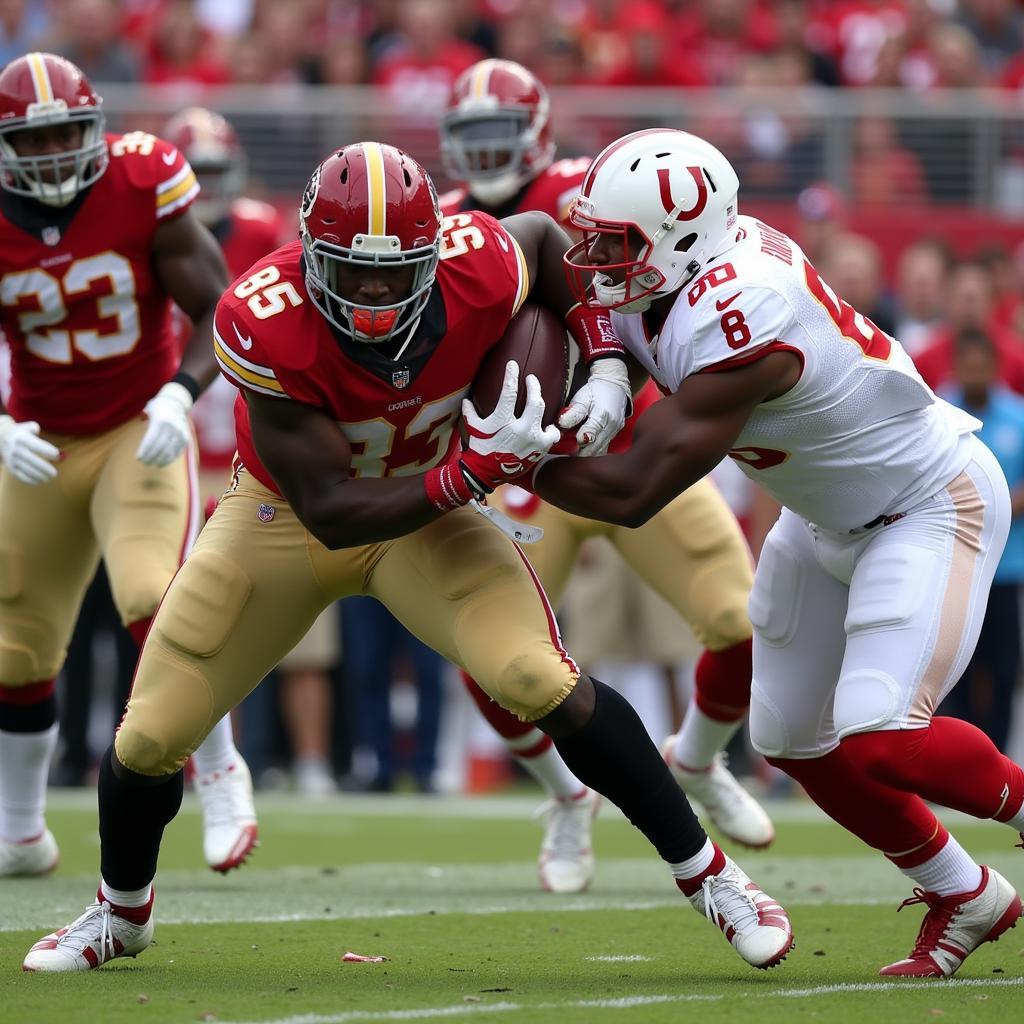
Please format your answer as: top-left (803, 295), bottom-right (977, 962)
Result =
top-left (552, 679), bottom-right (708, 863)
top-left (98, 744), bottom-right (184, 891)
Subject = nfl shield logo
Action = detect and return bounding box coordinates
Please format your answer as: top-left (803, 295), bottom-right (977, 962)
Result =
top-left (42, 226), bottom-right (60, 247)
top-left (257, 503), bottom-right (275, 523)
top-left (392, 369), bottom-right (410, 389)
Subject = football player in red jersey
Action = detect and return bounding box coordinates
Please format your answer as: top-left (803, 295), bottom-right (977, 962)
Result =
top-left (438, 59), bottom-right (773, 893)
top-left (0, 54), bottom-right (257, 879)
top-left (23, 142), bottom-right (793, 974)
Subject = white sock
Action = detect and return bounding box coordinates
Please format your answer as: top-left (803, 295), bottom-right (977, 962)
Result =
top-left (100, 880), bottom-right (152, 908)
top-left (191, 715), bottom-right (239, 777)
top-left (506, 730), bottom-right (584, 801)
top-left (672, 701), bottom-right (742, 770)
top-left (902, 833), bottom-right (984, 897)
top-left (668, 837), bottom-right (718, 881)
top-left (0, 724), bottom-right (59, 842)
top-left (1004, 799), bottom-right (1024, 832)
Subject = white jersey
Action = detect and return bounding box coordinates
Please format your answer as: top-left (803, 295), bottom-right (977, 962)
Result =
top-left (612, 215), bottom-right (980, 532)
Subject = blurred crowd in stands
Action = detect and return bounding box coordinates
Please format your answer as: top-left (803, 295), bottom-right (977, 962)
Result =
top-left (8, 0), bottom-right (1024, 94)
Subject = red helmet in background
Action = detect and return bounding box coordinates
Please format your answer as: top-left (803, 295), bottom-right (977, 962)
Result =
top-left (0, 52), bottom-right (107, 207)
top-left (440, 59), bottom-right (555, 206)
top-left (163, 107), bottom-right (246, 226)
top-left (300, 142), bottom-right (441, 353)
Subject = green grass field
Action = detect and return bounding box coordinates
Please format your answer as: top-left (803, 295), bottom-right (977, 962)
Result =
top-left (2, 792), bottom-right (1022, 1023)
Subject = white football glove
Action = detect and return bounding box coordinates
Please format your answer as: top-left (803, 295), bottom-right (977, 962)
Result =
top-left (0, 414), bottom-right (60, 485)
top-left (136, 381), bottom-right (194, 467)
top-left (557, 356), bottom-right (631, 456)
top-left (460, 361), bottom-right (561, 493)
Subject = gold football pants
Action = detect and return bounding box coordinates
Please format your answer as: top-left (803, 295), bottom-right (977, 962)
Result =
top-left (0, 417), bottom-right (198, 685)
top-left (498, 476), bottom-right (753, 652)
top-left (116, 470), bottom-right (578, 776)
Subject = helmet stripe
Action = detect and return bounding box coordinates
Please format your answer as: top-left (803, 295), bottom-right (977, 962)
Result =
top-left (364, 141), bottom-right (386, 236)
top-left (472, 61), bottom-right (492, 98)
top-left (581, 128), bottom-right (673, 198)
top-left (26, 53), bottom-right (54, 105)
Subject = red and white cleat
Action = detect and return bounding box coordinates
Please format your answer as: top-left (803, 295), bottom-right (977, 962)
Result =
top-left (688, 856), bottom-right (794, 969)
top-left (0, 828), bottom-right (59, 877)
top-left (22, 899), bottom-right (153, 972)
top-left (536, 789), bottom-right (601, 893)
top-left (195, 757), bottom-right (259, 873)
top-left (879, 866), bottom-right (1022, 977)
top-left (662, 738), bottom-right (775, 849)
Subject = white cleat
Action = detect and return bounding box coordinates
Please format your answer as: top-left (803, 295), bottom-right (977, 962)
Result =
top-left (688, 856), bottom-right (794, 970)
top-left (0, 828), bottom-right (59, 877)
top-left (535, 789), bottom-right (601, 893)
top-left (662, 738), bottom-right (775, 849)
top-left (195, 757), bottom-right (259, 873)
top-left (22, 900), bottom-right (153, 972)
top-left (879, 866), bottom-right (1022, 977)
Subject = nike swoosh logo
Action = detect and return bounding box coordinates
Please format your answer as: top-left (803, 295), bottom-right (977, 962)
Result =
top-left (233, 321), bottom-right (253, 350)
top-left (162, 151), bottom-right (176, 165)
top-left (716, 291), bottom-right (742, 311)
top-left (496, 234), bottom-right (509, 252)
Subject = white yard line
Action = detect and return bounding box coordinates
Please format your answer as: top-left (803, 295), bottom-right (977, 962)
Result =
top-left (220, 978), bottom-right (1024, 1024)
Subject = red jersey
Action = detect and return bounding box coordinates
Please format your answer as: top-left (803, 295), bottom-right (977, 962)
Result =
top-left (191, 198), bottom-right (284, 471)
top-left (0, 131), bottom-right (198, 435)
top-left (439, 157), bottom-right (592, 227)
top-left (214, 211), bottom-right (530, 494)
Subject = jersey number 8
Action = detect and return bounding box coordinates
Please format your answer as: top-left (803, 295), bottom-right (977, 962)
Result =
top-left (233, 265), bottom-right (303, 320)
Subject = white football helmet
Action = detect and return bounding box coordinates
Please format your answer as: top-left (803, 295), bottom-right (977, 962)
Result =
top-left (565, 129), bottom-right (739, 312)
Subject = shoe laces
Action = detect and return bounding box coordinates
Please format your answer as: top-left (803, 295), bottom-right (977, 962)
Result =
top-left (701, 868), bottom-right (762, 936)
top-left (896, 888), bottom-right (956, 959)
top-left (64, 901), bottom-right (116, 963)
top-left (534, 796), bottom-right (591, 861)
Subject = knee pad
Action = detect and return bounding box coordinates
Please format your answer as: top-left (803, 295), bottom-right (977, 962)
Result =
top-left (0, 638), bottom-right (42, 685)
top-left (0, 542), bottom-right (23, 602)
top-left (116, 643), bottom-right (216, 775)
top-left (834, 670), bottom-right (901, 739)
top-left (488, 649), bottom-right (577, 723)
top-left (157, 550), bottom-right (251, 658)
top-left (748, 683), bottom-right (791, 758)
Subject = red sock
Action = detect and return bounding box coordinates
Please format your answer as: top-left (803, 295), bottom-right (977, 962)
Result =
top-left (674, 843), bottom-right (727, 897)
top-left (126, 616), bottom-right (153, 652)
top-left (694, 638), bottom-right (752, 721)
top-left (96, 886), bottom-right (154, 925)
top-left (460, 670), bottom-right (553, 751)
top-left (842, 719), bottom-right (1024, 822)
top-left (767, 745), bottom-right (940, 857)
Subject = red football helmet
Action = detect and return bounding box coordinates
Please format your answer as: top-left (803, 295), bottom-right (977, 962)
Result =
top-left (300, 142), bottom-right (441, 353)
top-left (163, 107), bottom-right (246, 226)
top-left (440, 59), bottom-right (554, 206)
top-left (0, 52), bottom-right (107, 207)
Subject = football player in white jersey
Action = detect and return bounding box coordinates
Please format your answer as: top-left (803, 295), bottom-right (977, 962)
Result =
top-left (500, 129), bottom-right (1024, 978)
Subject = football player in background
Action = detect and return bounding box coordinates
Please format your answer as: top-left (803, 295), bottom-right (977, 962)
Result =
top-left (439, 59), bottom-right (773, 893)
top-left (0, 54), bottom-right (257, 878)
top-left (521, 128), bottom-right (1024, 977)
top-left (23, 142), bottom-right (793, 974)
top-left (164, 106), bottom-right (342, 797)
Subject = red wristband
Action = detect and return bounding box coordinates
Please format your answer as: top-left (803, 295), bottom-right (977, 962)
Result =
top-left (565, 302), bottom-right (625, 363)
top-left (424, 462), bottom-right (473, 511)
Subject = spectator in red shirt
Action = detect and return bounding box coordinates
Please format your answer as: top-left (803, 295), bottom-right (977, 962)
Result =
top-left (672, 0), bottom-right (779, 86)
top-left (914, 261), bottom-right (1024, 394)
top-left (371, 0), bottom-right (486, 111)
top-left (143, 0), bottom-right (230, 86)
top-left (813, 0), bottom-right (908, 86)
top-left (594, 2), bottom-right (707, 88)
top-left (850, 114), bottom-right (929, 206)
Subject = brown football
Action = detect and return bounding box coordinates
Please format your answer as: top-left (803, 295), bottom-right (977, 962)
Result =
top-left (471, 303), bottom-right (571, 428)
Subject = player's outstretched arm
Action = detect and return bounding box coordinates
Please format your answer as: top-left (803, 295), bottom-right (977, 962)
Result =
top-left (246, 365), bottom-right (557, 550)
top-left (535, 352), bottom-right (797, 527)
